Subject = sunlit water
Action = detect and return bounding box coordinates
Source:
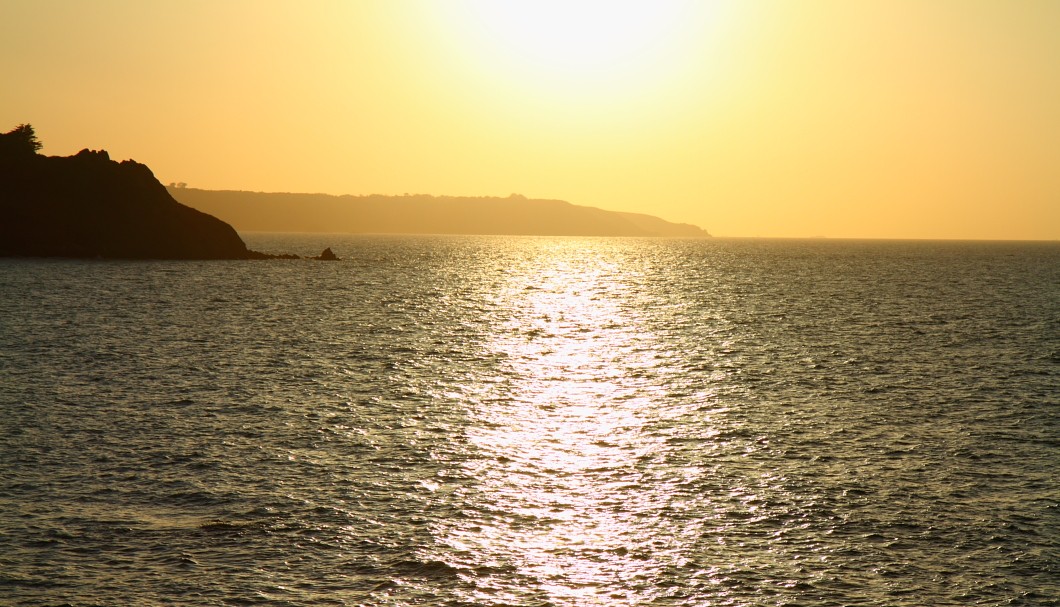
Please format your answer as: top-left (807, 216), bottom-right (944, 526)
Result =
top-left (2, 235), bottom-right (1057, 606)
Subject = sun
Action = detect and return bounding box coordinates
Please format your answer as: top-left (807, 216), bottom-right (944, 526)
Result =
top-left (466, 0), bottom-right (689, 74)
top-left (431, 0), bottom-right (726, 104)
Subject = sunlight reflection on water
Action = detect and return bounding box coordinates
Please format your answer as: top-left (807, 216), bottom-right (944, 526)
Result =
top-left (442, 240), bottom-right (712, 605)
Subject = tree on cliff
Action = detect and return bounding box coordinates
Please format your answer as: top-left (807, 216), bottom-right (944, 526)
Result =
top-left (0, 124), bottom-right (43, 158)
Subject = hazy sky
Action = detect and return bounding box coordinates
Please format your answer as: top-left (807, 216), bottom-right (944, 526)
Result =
top-left (3, 0), bottom-right (1059, 239)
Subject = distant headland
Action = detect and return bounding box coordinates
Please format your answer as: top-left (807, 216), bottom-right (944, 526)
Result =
top-left (168, 189), bottom-right (710, 238)
top-left (0, 125), bottom-right (330, 260)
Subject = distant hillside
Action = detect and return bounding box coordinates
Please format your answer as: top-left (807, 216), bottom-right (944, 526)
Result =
top-left (168, 189), bottom-right (710, 238)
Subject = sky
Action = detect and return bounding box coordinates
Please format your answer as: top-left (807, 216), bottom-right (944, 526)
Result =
top-left (3, 0), bottom-right (1059, 239)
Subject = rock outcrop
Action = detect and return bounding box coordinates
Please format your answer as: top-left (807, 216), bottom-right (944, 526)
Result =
top-left (313, 247), bottom-right (339, 261)
top-left (1, 145), bottom-right (255, 259)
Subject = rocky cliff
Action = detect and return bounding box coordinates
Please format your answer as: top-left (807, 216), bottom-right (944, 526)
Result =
top-left (1, 146), bottom-right (254, 259)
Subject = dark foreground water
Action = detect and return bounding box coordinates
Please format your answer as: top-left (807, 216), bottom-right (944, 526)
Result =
top-left (1, 235), bottom-right (1058, 606)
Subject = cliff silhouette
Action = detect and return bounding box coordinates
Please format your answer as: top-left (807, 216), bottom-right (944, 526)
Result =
top-left (0, 123), bottom-right (706, 260)
top-left (0, 125), bottom-right (284, 259)
top-left (168, 189), bottom-right (710, 238)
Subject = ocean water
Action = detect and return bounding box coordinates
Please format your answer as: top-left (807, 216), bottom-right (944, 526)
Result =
top-left (1, 235), bottom-right (1057, 607)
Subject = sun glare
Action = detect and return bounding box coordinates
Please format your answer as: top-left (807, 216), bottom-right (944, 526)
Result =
top-left (466, 1), bottom-right (687, 73)
top-left (434, 0), bottom-right (727, 106)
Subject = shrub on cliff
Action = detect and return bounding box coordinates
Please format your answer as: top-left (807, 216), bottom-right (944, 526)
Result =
top-left (0, 124), bottom-right (43, 158)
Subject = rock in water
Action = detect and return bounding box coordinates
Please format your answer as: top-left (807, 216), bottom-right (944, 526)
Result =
top-left (1, 146), bottom-right (253, 259)
top-left (313, 247), bottom-right (339, 261)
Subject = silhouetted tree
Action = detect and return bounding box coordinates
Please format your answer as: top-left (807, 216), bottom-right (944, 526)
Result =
top-left (0, 124), bottom-right (43, 157)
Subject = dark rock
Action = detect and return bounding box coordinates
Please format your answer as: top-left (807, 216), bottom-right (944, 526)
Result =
top-left (1, 144), bottom-right (254, 259)
top-left (246, 250), bottom-right (301, 260)
top-left (313, 247), bottom-right (339, 261)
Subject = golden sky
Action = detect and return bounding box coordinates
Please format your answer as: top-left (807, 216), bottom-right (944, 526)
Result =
top-left (3, 0), bottom-right (1058, 239)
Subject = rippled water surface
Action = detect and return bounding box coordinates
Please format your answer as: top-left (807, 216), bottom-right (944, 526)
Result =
top-left (2, 235), bottom-right (1058, 606)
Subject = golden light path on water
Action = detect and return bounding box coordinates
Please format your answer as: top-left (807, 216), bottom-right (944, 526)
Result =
top-left (430, 240), bottom-right (729, 605)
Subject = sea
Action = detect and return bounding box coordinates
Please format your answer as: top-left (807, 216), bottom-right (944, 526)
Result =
top-left (1, 234), bottom-right (1057, 607)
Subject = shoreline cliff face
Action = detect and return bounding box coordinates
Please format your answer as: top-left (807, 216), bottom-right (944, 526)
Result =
top-left (1, 149), bottom-right (254, 259)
